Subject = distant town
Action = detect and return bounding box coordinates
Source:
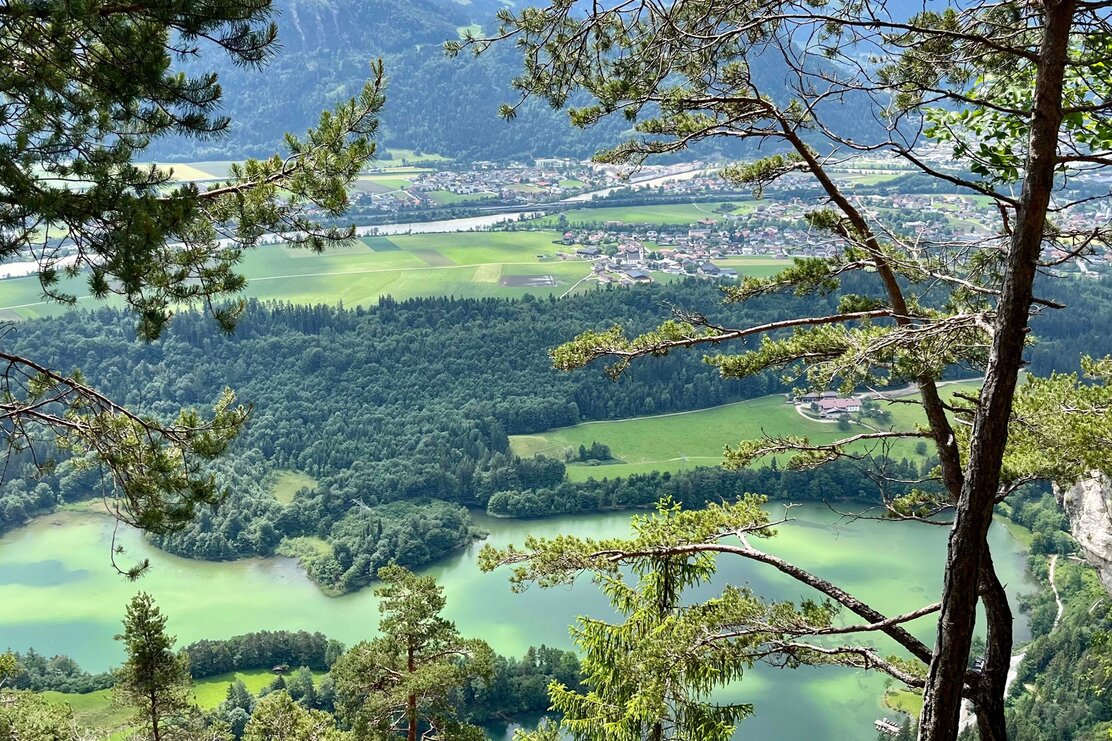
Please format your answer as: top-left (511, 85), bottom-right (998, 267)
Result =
top-left (349, 150), bottom-right (1112, 287)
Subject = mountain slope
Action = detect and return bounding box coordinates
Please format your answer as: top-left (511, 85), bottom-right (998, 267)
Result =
top-left (150, 0), bottom-right (882, 162)
top-left (150, 0), bottom-right (627, 161)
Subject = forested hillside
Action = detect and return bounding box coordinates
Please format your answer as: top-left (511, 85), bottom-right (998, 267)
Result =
top-left (151, 0), bottom-right (627, 161)
top-left (149, 0), bottom-right (879, 162)
top-left (1, 281), bottom-right (795, 590)
top-left (2, 275), bottom-right (1107, 593)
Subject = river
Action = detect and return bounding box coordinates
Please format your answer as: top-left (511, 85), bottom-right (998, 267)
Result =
top-left (0, 167), bottom-right (710, 280)
top-left (346, 166), bottom-right (710, 237)
top-left (0, 504), bottom-right (1031, 740)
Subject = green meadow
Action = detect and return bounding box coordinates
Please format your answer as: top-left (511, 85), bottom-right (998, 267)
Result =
top-left (511, 382), bottom-right (982, 481)
top-left (0, 231), bottom-right (600, 321)
top-left (41, 668), bottom-right (329, 739)
top-left (269, 470), bottom-right (319, 504)
top-left (40, 689), bottom-right (129, 739)
top-left (533, 201), bottom-right (756, 226)
top-left (191, 668), bottom-right (329, 709)
top-left (0, 230), bottom-right (802, 322)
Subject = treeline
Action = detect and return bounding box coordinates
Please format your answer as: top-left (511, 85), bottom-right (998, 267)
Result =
top-left (3, 280), bottom-right (810, 591)
top-left (8, 632), bottom-right (580, 740)
top-left (183, 631), bottom-right (342, 680)
top-left (458, 645), bottom-right (582, 724)
top-left (5, 273), bottom-right (1112, 590)
top-left (1028, 276), bottom-right (1112, 377)
top-left (487, 458), bottom-right (927, 518)
top-left (3, 650), bottom-right (113, 694)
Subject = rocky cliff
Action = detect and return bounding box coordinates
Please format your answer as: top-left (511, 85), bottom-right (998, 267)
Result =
top-left (1057, 474), bottom-right (1112, 590)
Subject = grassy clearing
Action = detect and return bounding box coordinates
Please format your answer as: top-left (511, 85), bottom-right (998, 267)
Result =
top-left (355, 175), bottom-right (415, 192)
top-left (512, 395), bottom-right (840, 480)
top-left (270, 470), bottom-right (318, 504)
top-left (1000, 519), bottom-right (1036, 549)
top-left (0, 273), bottom-right (113, 321)
top-left (41, 668), bottom-right (328, 737)
top-left (192, 668), bottom-right (327, 709)
top-left (714, 256), bottom-right (790, 278)
top-left (41, 689), bottom-right (130, 737)
top-left (884, 688), bottom-right (923, 717)
top-left (511, 382), bottom-right (983, 481)
top-left (381, 148), bottom-right (450, 164)
top-left (838, 172), bottom-right (909, 186)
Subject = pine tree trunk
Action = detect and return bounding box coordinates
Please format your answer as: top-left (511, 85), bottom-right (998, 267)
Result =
top-left (917, 1), bottom-right (1074, 736)
top-left (408, 643), bottom-right (417, 741)
top-left (973, 556), bottom-right (1012, 741)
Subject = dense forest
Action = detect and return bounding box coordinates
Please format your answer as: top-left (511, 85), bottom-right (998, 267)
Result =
top-left (1004, 555), bottom-right (1112, 739)
top-left (2, 274), bottom-right (1110, 592)
top-left (2, 280), bottom-right (797, 590)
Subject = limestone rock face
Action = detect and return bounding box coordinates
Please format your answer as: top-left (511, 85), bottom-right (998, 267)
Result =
top-left (1057, 475), bottom-right (1112, 590)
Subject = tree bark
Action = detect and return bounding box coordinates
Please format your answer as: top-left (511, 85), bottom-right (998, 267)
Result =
top-left (408, 642), bottom-right (417, 741)
top-left (917, 1), bottom-right (1075, 736)
top-left (972, 554), bottom-right (1012, 741)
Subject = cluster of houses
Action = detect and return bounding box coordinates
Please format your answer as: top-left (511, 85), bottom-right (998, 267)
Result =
top-left (569, 241), bottom-right (740, 284)
top-left (795, 391), bottom-right (862, 418)
top-left (406, 164), bottom-right (609, 203)
top-left (329, 150), bottom-right (1112, 282)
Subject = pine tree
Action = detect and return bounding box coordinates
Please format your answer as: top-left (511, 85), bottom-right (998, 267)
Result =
top-left (243, 691), bottom-right (349, 741)
top-left (454, 0), bottom-right (1112, 736)
top-left (113, 593), bottom-right (194, 741)
top-left (0, 1), bottom-right (384, 554)
top-left (331, 566), bottom-right (492, 741)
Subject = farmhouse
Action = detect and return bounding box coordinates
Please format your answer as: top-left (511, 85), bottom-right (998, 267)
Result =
top-left (817, 398), bottom-right (861, 416)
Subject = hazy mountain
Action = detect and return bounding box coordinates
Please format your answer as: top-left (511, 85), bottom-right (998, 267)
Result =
top-left (150, 0), bottom-right (882, 163)
top-left (149, 0), bottom-right (629, 162)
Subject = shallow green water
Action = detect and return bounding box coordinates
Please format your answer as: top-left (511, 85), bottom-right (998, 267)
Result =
top-left (0, 504), bottom-right (1032, 740)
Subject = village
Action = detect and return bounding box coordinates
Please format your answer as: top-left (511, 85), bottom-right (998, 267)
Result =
top-left (546, 190), bottom-right (1000, 286)
top-left (284, 149), bottom-right (1112, 288)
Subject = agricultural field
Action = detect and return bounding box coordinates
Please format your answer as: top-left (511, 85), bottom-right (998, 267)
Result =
top-left (510, 381), bottom-right (982, 481)
top-left (714, 256), bottom-right (790, 277)
top-left (836, 172), bottom-right (908, 186)
top-left (378, 148), bottom-right (451, 165)
top-left (531, 200), bottom-right (757, 226)
top-left (0, 248), bottom-right (812, 322)
top-left (0, 230), bottom-right (603, 321)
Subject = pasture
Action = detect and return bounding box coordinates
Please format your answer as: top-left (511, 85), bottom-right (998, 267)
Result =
top-left (532, 201), bottom-right (757, 226)
top-left (0, 230), bottom-right (602, 320)
top-left (510, 381), bottom-right (982, 481)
